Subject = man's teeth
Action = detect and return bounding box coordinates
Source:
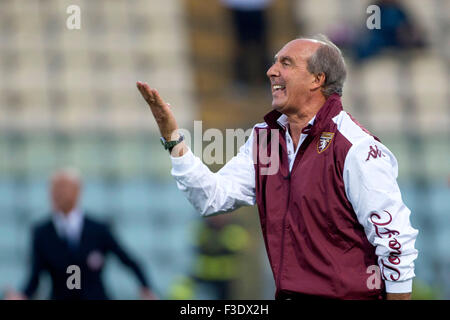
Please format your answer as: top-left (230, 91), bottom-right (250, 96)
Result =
top-left (273, 85), bottom-right (285, 91)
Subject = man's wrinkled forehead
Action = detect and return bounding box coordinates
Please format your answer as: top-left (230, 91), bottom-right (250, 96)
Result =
top-left (274, 39), bottom-right (321, 62)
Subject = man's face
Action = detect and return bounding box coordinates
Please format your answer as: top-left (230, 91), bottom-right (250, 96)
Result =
top-left (51, 175), bottom-right (80, 215)
top-left (267, 40), bottom-right (320, 114)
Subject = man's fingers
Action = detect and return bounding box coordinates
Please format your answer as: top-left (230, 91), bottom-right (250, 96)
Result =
top-left (152, 89), bottom-right (166, 107)
top-left (145, 85), bottom-right (163, 107)
top-left (144, 84), bottom-right (161, 106)
top-left (136, 82), bottom-right (180, 140)
top-left (136, 82), bottom-right (156, 103)
top-left (143, 85), bottom-right (156, 104)
top-left (137, 82), bottom-right (151, 101)
top-left (136, 83), bottom-right (174, 122)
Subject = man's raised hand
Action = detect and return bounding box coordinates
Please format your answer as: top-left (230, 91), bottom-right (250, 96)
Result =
top-left (136, 81), bottom-right (187, 157)
top-left (136, 81), bottom-right (178, 140)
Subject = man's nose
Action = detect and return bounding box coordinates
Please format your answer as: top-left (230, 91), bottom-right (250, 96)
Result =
top-left (266, 64), bottom-right (279, 78)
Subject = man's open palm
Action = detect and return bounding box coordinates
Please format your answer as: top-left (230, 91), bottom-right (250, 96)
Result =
top-left (136, 81), bottom-right (178, 140)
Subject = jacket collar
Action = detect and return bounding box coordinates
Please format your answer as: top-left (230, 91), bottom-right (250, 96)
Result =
top-left (263, 93), bottom-right (343, 137)
top-left (276, 113), bottom-right (316, 131)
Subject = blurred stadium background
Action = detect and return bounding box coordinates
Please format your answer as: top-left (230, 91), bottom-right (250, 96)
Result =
top-left (0, 0), bottom-right (448, 299)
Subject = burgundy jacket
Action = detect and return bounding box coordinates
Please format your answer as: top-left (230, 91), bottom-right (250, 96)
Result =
top-left (253, 95), bottom-right (384, 299)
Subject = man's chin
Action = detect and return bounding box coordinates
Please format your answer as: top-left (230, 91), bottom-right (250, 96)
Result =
top-left (271, 101), bottom-right (284, 111)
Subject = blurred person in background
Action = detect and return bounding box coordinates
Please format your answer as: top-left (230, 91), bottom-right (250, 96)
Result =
top-left (4, 168), bottom-right (156, 300)
top-left (167, 215), bottom-right (249, 300)
top-left (191, 215), bottom-right (249, 299)
top-left (136, 33), bottom-right (419, 300)
top-left (329, 0), bottom-right (426, 62)
top-left (220, 0), bottom-right (273, 89)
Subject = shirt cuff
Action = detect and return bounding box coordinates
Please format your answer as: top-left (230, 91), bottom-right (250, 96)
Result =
top-left (170, 148), bottom-right (196, 175)
top-left (385, 279), bottom-right (413, 293)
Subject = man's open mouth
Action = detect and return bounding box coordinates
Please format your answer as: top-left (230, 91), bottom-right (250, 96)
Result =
top-left (272, 84), bottom-right (286, 93)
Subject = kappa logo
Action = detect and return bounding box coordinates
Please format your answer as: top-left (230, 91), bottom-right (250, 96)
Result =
top-left (317, 132), bottom-right (334, 153)
top-left (366, 145), bottom-right (385, 161)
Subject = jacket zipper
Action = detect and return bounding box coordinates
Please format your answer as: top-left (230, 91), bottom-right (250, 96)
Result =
top-left (276, 169), bottom-right (291, 290)
top-left (275, 134), bottom-right (313, 290)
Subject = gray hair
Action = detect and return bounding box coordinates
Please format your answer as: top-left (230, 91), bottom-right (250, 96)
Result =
top-left (303, 34), bottom-right (347, 98)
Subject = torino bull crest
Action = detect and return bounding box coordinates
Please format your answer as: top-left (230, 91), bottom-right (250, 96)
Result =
top-left (317, 132), bottom-right (334, 153)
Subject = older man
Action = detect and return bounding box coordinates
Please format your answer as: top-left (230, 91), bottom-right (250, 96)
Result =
top-left (8, 168), bottom-right (156, 300)
top-left (136, 35), bottom-right (418, 300)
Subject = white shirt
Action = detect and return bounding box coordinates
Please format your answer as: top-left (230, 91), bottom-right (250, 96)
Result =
top-left (170, 112), bottom-right (418, 293)
top-left (277, 114), bottom-right (315, 172)
top-left (52, 208), bottom-right (84, 245)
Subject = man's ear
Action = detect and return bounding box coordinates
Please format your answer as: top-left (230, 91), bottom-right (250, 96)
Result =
top-left (311, 72), bottom-right (326, 91)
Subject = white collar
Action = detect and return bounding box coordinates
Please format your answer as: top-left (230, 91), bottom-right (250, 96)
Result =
top-left (52, 208), bottom-right (84, 240)
top-left (276, 114), bottom-right (316, 131)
